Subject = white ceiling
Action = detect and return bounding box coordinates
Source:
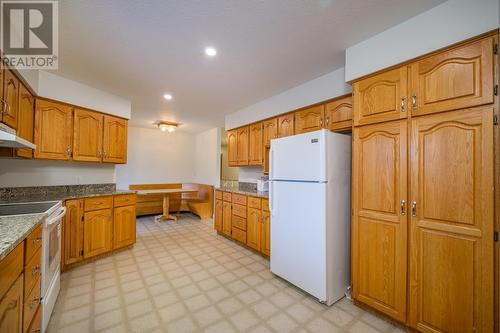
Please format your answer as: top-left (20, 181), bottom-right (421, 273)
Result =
top-left (54, 0), bottom-right (444, 133)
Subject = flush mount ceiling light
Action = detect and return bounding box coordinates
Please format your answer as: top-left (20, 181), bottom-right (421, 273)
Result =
top-left (156, 121), bottom-right (179, 133)
top-left (205, 47), bottom-right (217, 57)
top-left (163, 93), bottom-right (173, 100)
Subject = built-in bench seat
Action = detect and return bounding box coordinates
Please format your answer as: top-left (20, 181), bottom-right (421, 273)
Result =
top-left (129, 183), bottom-right (214, 219)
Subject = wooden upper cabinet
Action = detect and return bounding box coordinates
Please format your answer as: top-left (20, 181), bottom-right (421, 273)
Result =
top-left (237, 126), bottom-right (249, 166)
top-left (325, 95), bottom-right (353, 132)
top-left (34, 99), bottom-right (73, 160)
top-left (2, 69), bottom-right (19, 129)
top-left (113, 205), bottom-right (136, 249)
top-left (277, 113), bottom-right (294, 137)
top-left (73, 109), bottom-right (103, 162)
top-left (262, 118), bottom-right (278, 147)
top-left (353, 66), bottom-right (408, 126)
top-left (84, 208), bottom-right (113, 258)
top-left (102, 115), bottom-right (127, 163)
top-left (410, 36), bottom-right (494, 117)
top-left (352, 119), bottom-right (407, 322)
top-left (409, 107), bottom-right (494, 333)
top-left (295, 105), bottom-right (324, 134)
top-left (248, 123), bottom-right (263, 166)
top-left (227, 129), bottom-right (238, 167)
top-left (16, 84), bottom-right (34, 159)
top-left (64, 200), bottom-right (84, 267)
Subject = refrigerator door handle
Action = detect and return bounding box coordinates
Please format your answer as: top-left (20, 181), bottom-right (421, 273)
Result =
top-left (269, 147), bottom-right (275, 179)
top-left (269, 181), bottom-right (274, 217)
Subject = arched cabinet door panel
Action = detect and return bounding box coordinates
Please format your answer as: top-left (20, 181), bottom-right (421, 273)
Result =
top-left (352, 119), bottom-right (408, 322)
top-left (410, 36), bottom-right (494, 117)
top-left (73, 108), bottom-right (103, 162)
top-left (353, 66), bottom-right (407, 126)
top-left (102, 115), bottom-right (128, 163)
top-left (325, 95), bottom-right (352, 132)
top-left (409, 107), bottom-right (494, 333)
top-left (295, 105), bottom-right (324, 134)
top-left (34, 99), bottom-right (73, 160)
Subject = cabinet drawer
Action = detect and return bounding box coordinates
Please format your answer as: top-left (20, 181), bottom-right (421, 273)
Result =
top-left (232, 204), bottom-right (247, 218)
top-left (232, 227), bottom-right (246, 243)
top-left (25, 224), bottom-right (42, 262)
top-left (114, 194), bottom-right (136, 207)
top-left (248, 197), bottom-right (261, 209)
top-left (24, 224), bottom-right (42, 263)
top-left (262, 199), bottom-right (269, 212)
top-left (232, 194), bottom-right (247, 205)
top-left (23, 279), bottom-right (41, 333)
top-left (24, 248), bottom-right (41, 298)
top-left (232, 215), bottom-right (246, 231)
top-left (215, 191), bottom-right (222, 200)
top-left (223, 192), bottom-right (232, 202)
top-left (84, 196), bottom-right (113, 211)
top-left (26, 304), bottom-right (41, 333)
top-left (0, 242), bottom-right (24, 300)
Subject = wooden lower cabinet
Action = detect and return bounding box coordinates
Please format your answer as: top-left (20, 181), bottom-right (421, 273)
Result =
top-left (261, 200), bottom-right (270, 256)
top-left (215, 191), bottom-right (270, 256)
top-left (246, 206), bottom-right (261, 251)
top-left (0, 274), bottom-right (23, 333)
top-left (84, 208), bottom-right (113, 258)
top-left (352, 120), bottom-right (408, 322)
top-left (214, 199), bottom-right (223, 232)
top-left (63, 199), bottom-right (84, 266)
top-left (408, 108), bottom-right (494, 332)
top-left (222, 200), bottom-right (232, 236)
top-left (63, 194), bottom-right (137, 269)
top-left (113, 205), bottom-right (136, 249)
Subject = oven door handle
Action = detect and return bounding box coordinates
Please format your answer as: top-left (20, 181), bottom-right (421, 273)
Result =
top-left (46, 207), bottom-right (66, 226)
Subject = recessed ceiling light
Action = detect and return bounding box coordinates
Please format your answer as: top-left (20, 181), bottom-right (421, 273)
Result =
top-left (205, 47), bottom-right (217, 57)
top-left (163, 94), bottom-right (173, 100)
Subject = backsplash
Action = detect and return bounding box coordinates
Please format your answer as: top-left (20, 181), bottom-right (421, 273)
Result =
top-left (0, 183), bottom-right (116, 203)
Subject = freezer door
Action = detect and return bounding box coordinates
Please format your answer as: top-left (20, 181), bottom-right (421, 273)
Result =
top-left (270, 130), bottom-right (326, 182)
top-left (270, 181), bottom-right (327, 301)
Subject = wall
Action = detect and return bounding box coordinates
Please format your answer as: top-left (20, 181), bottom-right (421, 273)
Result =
top-left (345, 0), bottom-right (500, 81)
top-left (0, 160), bottom-right (115, 187)
top-left (194, 128), bottom-right (221, 187)
top-left (225, 67), bottom-right (351, 130)
top-left (37, 71), bottom-right (132, 119)
top-left (115, 127), bottom-right (196, 189)
top-left (238, 167), bottom-right (264, 183)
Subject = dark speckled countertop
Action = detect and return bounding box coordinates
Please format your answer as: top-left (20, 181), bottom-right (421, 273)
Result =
top-left (0, 184), bottom-right (135, 204)
top-left (0, 184), bottom-right (136, 261)
top-left (0, 214), bottom-right (45, 260)
top-left (216, 181), bottom-right (269, 198)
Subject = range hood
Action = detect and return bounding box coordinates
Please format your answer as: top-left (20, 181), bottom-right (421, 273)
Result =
top-left (0, 123), bottom-right (36, 149)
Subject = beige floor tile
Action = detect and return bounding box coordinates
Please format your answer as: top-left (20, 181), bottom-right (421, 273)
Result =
top-left (48, 215), bottom-right (399, 333)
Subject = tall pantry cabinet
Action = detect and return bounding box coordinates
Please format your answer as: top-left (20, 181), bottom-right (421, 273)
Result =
top-left (352, 33), bottom-right (497, 333)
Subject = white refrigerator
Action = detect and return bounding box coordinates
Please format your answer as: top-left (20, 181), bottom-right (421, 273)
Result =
top-left (269, 129), bottom-right (351, 305)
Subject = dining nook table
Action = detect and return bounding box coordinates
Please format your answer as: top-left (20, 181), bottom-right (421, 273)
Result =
top-left (135, 188), bottom-right (198, 222)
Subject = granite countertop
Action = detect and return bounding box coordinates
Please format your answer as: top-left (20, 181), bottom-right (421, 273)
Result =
top-left (215, 186), bottom-right (269, 198)
top-left (0, 189), bottom-right (136, 204)
top-left (0, 214), bottom-right (45, 261)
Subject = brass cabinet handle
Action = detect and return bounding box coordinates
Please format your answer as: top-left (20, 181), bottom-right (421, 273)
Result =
top-left (326, 117), bottom-right (330, 126)
top-left (32, 265), bottom-right (41, 276)
top-left (412, 94), bottom-right (417, 109)
top-left (400, 96), bottom-right (405, 112)
top-left (411, 201), bottom-right (417, 217)
top-left (30, 297), bottom-right (41, 309)
top-left (400, 199), bottom-right (406, 216)
top-left (32, 237), bottom-right (42, 244)
top-left (320, 118), bottom-right (323, 127)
